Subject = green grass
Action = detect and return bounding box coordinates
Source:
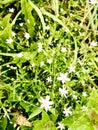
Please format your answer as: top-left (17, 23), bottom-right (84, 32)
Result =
top-left (0, 0), bottom-right (98, 130)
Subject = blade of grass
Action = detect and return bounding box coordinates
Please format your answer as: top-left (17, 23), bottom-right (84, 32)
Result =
top-left (28, 0), bottom-right (46, 32)
top-left (41, 7), bottom-right (64, 26)
top-left (11, 10), bottom-right (21, 26)
top-left (51, 0), bottom-right (59, 16)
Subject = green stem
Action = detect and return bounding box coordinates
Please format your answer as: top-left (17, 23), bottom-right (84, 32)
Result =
top-left (11, 10), bottom-right (21, 27)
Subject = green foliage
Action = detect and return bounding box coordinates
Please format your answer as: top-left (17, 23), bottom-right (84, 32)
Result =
top-left (0, 0), bottom-right (98, 129)
top-left (62, 89), bottom-right (98, 129)
top-left (0, 117), bottom-right (7, 130)
top-left (0, 14), bottom-right (12, 42)
top-left (33, 111), bottom-right (56, 130)
top-left (21, 0), bottom-right (35, 37)
top-left (28, 107), bottom-right (42, 120)
top-left (87, 89), bottom-right (98, 111)
top-left (0, 0), bottom-right (16, 4)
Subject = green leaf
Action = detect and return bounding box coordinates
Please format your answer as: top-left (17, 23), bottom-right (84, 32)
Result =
top-left (68, 124), bottom-right (94, 130)
top-left (0, 0), bottom-right (15, 4)
top-left (68, 115), bottom-right (94, 130)
top-left (0, 117), bottom-right (7, 130)
top-left (21, 0), bottom-right (35, 36)
top-left (6, 122), bottom-right (15, 130)
top-left (87, 89), bottom-right (98, 111)
top-left (50, 108), bottom-right (58, 122)
top-left (0, 14), bottom-right (12, 41)
top-left (28, 0), bottom-right (46, 32)
top-left (33, 111), bottom-right (56, 130)
top-left (41, 8), bottom-right (64, 26)
top-left (28, 107), bottom-right (42, 120)
top-left (20, 101), bottom-right (30, 112)
top-left (0, 14), bottom-right (11, 28)
top-left (20, 126), bottom-right (32, 130)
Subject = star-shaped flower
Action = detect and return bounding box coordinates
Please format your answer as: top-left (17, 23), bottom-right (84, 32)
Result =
top-left (57, 73), bottom-right (70, 84)
top-left (39, 95), bottom-right (53, 112)
top-left (59, 87), bottom-right (68, 98)
top-left (57, 123), bottom-right (65, 130)
top-left (63, 107), bottom-right (72, 117)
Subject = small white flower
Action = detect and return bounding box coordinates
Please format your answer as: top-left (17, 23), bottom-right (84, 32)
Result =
top-left (40, 61), bottom-right (44, 67)
top-left (38, 42), bottom-right (43, 52)
top-left (59, 87), bottom-right (68, 98)
top-left (17, 53), bottom-right (23, 58)
top-left (90, 41), bottom-right (97, 47)
top-left (13, 67), bottom-right (17, 70)
top-left (57, 44), bottom-right (61, 48)
top-left (89, 0), bottom-right (97, 4)
top-left (61, 47), bottom-right (67, 53)
top-left (72, 95), bottom-right (77, 100)
top-left (12, 31), bottom-right (15, 37)
top-left (19, 23), bottom-right (23, 27)
top-left (24, 32), bottom-right (30, 39)
top-left (57, 123), bottom-right (65, 130)
top-left (31, 63), bottom-right (35, 67)
top-left (6, 38), bottom-right (13, 44)
top-left (82, 105), bottom-right (88, 111)
top-left (68, 64), bottom-right (75, 73)
top-left (82, 92), bottom-right (87, 97)
top-left (63, 107), bottom-right (72, 117)
top-left (39, 95), bottom-right (53, 112)
top-left (60, 8), bottom-right (64, 12)
top-left (45, 18), bottom-right (48, 22)
top-left (57, 73), bottom-right (70, 84)
top-left (47, 76), bottom-right (52, 82)
top-left (47, 59), bottom-right (52, 64)
top-left (9, 8), bottom-right (15, 13)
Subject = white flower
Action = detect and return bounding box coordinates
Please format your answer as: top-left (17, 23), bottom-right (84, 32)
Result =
top-left (59, 87), bottom-right (68, 98)
top-left (12, 31), bottom-right (15, 37)
top-left (90, 41), bottom-right (97, 47)
top-left (38, 42), bottom-right (43, 52)
top-left (47, 59), bottom-right (52, 64)
top-left (40, 61), bottom-right (44, 67)
top-left (19, 23), bottom-right (23, 27)
top-left (60, 8), bottom-right (64, 12)
top-left (82, 92), bottom-right (87, 97)
top-left (82, 105), bottom-right (88, 111)
top-left (63, 107), bottom-right (72, 117)
top-left (47, 76), bottom-right (52, 82)
top-left (89, 0), bottom-right (97, 4)
top-left (24, 32), bottom-right (30, 39)
top-left (57, 73), bottom-right (70, 84)
top-left (9, 8), bottom-right (15, 13)
top-left (68, 64), bottom-right (75, 73)
top-left (72, 95), bottom-right (77, 100)
top-left (6, 38), bottom-right (13, 44)
top-left (61, 47), bottom-right (67, 53)
top-left (31, 63), bottom-right (35, 67)
top-left (57, 123), bottom-right (65, 130)
top-left (17, 53), bottom-right (23, 58)
top-left (39, 96), bottom-right (53, 112)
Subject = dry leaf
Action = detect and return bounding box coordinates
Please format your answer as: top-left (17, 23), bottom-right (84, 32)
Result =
top-left (15, 113), bottom-right (32, 127)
